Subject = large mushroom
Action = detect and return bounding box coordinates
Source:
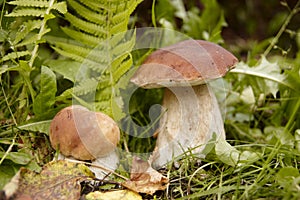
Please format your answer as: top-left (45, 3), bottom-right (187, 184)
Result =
top-left (49, 105), bottom-right (120, 178)
top-left (130, 40), bottom-right (238, 168)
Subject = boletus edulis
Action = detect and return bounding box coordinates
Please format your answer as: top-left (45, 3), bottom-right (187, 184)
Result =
top-left (130, 39), bottom-right (238, 168)
top-left (49, 105), bottom-right (120, 177)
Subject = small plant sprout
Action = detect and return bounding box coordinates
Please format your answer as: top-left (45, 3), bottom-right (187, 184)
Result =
top-left (49, 105), bottom-right (120, 178)
top-left (131, 40), bottom-right (238, 168)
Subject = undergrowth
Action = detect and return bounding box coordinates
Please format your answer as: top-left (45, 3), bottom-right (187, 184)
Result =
top-left (0, 0), bottom-right (300, 199)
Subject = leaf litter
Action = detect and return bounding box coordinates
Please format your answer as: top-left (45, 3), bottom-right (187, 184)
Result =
top-left (122, 156), bottom-right (169, 195)
top-left (2, 160), bottom-right (94, 200)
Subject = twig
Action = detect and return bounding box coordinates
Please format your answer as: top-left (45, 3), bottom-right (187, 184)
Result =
top-left (64, 159), bottom-right (129, 181)
top-left (263, 0), bottom-right (300, 56)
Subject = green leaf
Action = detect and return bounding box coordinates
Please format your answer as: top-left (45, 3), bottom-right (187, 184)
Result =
top-left (33, 66), bottom-right (57, 116)
top-left (295, 129), bottom-right (300, 153)
top-left (0, 162), bottom-right (19, 190)
top-left (18, 120), bottom-right (52, 135)
top-left (231, 56), bottom-right (295, 95)
top-left (46, 60), bottom-right (82, 83)
top-left (215, 137), bottom-right (240, 166)
top-left (0, 51), bottom-right (31, 62)
top-left (0, 151), bottom-right (32, 165)
top-left (276, 167), bottom-right (300, 187)
top-left (13, 20), bottom-right (43, 45)
top-left (6, 8), bottom-right (47, 17)
top-left (8, 0), bottom-right (50, 8)
top-left (52, 2), bottom-right (67, 14)
top-left (111, 96), bottom-right (126, 121)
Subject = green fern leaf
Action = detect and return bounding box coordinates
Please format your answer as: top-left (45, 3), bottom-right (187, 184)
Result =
top-left (111, 36), bottom-right (135, 57)
top-left (72, 78), bottom-right (99, 96)
top-left (49, 0), bottom-right (143, 118)
top-left (61, 27), bottom-right (102, 46)
top-left (1, 51), bottom-right (31, 62)
top-left (110, 21), bottom-right (128, 35)
top-left (13, 20), bottom-right (43, 45)
top-left (52, 42), bottom-right (110, 72)
top-left (54, 42), bottom-right (93, 58)
top-left (15, 34), bottom-right (40, 47)
top-left (51, 46), bottom-right (105, 71)
top-left (67, 0), bottom-right (106, 24)
top-left (77, 0), bottom-right (105, 12)
top-left (65, 13), bottom-right (108, 37)
top-left (15, 27), bottom-right (51, 47)
top-left (95, 101), bottom-right (111, 113)
top-left (51, 46), bottom-right (86, 63)
top-left (111, 10), bottom-right (132, 26)
top-left (5, 8), bottom-right (46, 17)
top-left (52, 2), bottom-right (67, 14)
top-left (112, 55), bottom-right (133, 82)
top-left (96, 79), bottom-right (110, 90)
top-left (96, 87), bottom-right (113, 101)
top-left (8, 0), bottom-right (50, 8)
top-left (111, 53), bottom-right (130, 71)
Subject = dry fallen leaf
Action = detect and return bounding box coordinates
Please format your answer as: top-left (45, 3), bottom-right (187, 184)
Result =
top-left (3, 160), bottom-right (94, 200)
top-left (85, 190), bottom-right (142, 200)
top-left (122, 156), bottom-right (168, 195)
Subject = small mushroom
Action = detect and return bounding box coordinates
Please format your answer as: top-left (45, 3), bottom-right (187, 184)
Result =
top-left (49, 105), bottom-right (120, 178)
top-left (130, 40), bottom-right (238, 168)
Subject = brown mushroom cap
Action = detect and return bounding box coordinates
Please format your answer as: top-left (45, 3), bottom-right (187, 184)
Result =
top-left (49, 105), bottom-right (120, 161)
top-left (130, 40), bottom-right (238, 88)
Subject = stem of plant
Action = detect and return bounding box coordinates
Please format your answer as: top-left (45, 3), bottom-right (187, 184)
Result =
top-left (263, 0), bottom-right (300, 56)
top-left (284, 97), bottom-right (300, 133)
top-left (29, 0), bottom-right (55, 67)
top-left (0, 78), bottom-right (17, 125)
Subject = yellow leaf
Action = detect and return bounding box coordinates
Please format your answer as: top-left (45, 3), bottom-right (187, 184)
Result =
top-left (85, 190), bottom-right (142, 200)
top-left (3, 160), bottom-right (94, 199)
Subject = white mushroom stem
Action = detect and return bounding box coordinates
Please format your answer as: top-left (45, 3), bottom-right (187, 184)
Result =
top-left (151, 84), bottom-right (225, 168)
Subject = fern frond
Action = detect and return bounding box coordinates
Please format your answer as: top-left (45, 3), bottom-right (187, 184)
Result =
top-left (112, 56), bottom-right (132, 83)
top-left (96, 78), bottom-right (110, 90)
top-left (111, 53), bottom-right (130, 71)
top-left (13, 20), bottom-right (43, 45)
top-left (53, 42), bottom-right (111, 71)
top-left (67, 0), bottom-right (106, 25)
top-left (54, 42), bottom-right (93, 58)
top-left (111, 35), bottom-right (135, 57)
top-left (5, 8), bottom-right (47, 17)
top-left (112, 10), bottom-right (131, 25)
top-left (48, 0), bottom-right (143, 117)
top-left (72, 78), bottom-right (99, 96)
top-left (61, 27), bottom-right (102, 47)
top-left (77, 0), bottom-right (106, 12)
top-left (51, 46), bottom-right (103, 70)
top-left (110, 22), bottom-right (128, 35)
top-left (8, 0), bottom-right (66, 14)
top-left (52, 2), bottom-right (67, 14)
top-left (1, 51), bottom-right (31, 62)
top-left (8, 0), bottom-right (50, 8)
top-left (65, 13), bottom-right (108, 37)
top-left (16, 28), bottom-right (50, 47)
top-left (15, 34), bottom-right (40, 47)
top-left (95, 101), bottom-right (110, 112)
top-left (96, 87), bottom-right (113, 101)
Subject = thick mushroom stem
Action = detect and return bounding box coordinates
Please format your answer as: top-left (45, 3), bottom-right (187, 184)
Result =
top-left (151, 84), bottom-right (225, 168)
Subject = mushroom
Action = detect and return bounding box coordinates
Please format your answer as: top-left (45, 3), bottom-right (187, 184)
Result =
top-left (130, 40), bottom-right (238, 168)
top-left (49, 105), bottom-right (120, 178)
